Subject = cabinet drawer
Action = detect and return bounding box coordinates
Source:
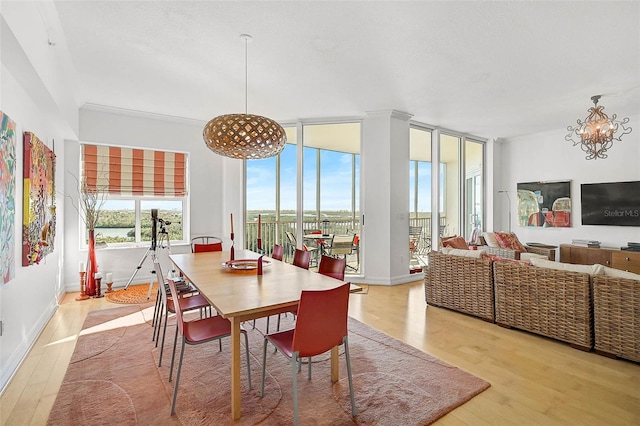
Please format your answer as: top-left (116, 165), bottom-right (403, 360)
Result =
top-left (611, 251), bottom-right (640, 274)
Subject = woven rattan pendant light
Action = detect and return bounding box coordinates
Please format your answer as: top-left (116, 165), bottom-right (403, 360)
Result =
top-left (203, 34), bottom-right (286, 160)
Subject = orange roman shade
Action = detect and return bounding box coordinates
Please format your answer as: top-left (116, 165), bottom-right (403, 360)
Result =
top-left (81, 144), bottom-right (187, 196)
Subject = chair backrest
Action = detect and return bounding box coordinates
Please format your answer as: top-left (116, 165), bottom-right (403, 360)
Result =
top-left (327, 234), bottom-right (355, 256)
top-left (191, 236), bottom-right (223, 253)
top-left (285, 231), bottom-right (296, 245)
top-left (409, 226), bottom-right (422, 239)
top-left (293, 283), bottom-right (350, 357)
top-left (318, 255), bottom-right (346, 281)
top-left (153, 257), bottom-right (177, 328)
top-left (272, 244), bottom-right (284, 261)
top-left (162, 265), bottom-right (186, 337)
top-left (293, 249), bottom-right (311, 270)
top-left (353, 235), bottom-right (359, 247)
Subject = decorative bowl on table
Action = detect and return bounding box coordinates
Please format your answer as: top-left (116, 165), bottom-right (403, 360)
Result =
top-left (222, 259), bottom-right (271, 270)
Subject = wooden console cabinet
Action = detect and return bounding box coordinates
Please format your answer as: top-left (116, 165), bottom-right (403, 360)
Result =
top-left (559, 244), bottom-right (640, 274)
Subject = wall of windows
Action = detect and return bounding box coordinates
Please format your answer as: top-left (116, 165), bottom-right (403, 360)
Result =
top-left (245, 121), bottom-right (361, 272)
top-left (410, 127), bottom-right (485, 250)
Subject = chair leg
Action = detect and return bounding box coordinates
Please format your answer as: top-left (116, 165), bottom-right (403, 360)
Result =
top-left (261, 337), bottom-right (268, 397)
top-left (152, 287), bottom-right (161, 333)
top-left (170, 337), bottom-right (186, 416)
top-left (307, 357), bottom-right (312, 380)
top-left (243, 330), bottom-right (252, 390)
top-left (169, 321), bottom-right (180, 382)
top-left (153, 297), bottom-right (164, 345)
top-left (158, 308), bottom-right (170, 367)
top-left (344, 337), bottom-right (357, 416)
top-left (292, 353), bottom-right (300, 426)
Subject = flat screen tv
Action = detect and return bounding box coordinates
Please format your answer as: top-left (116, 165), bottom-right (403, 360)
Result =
top-left (581, 181), bottom-right (640, 226)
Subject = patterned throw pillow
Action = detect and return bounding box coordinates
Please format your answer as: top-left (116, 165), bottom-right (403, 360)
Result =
top-left (482, 232), bottom-right (500, 248)
top-left (441, 236), bottom-right (469, 250)
top-left (494, 232), bottom-right (527, 252)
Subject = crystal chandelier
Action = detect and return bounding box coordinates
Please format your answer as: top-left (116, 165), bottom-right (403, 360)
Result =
top-left (565, 95), bottom-right (632, 160)
top-left (203, 34), bottom-right (286, 160)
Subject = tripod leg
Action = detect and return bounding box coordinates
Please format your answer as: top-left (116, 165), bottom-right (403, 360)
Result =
top-left (124, 247), bottom-right (152, 290)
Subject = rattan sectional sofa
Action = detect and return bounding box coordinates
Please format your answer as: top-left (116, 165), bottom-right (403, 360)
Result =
top-left (493, 260), bottom-right (593, 350)
top-left (593, 274), bottom-right (640, 363)
top-left (425, 251), bottom-right (495, 321)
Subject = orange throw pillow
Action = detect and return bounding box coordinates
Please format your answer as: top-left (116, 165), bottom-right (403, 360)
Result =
top-left (441, 236), bottom-right (469, 250)
top-left (494, 232), bottom-right (527, 252)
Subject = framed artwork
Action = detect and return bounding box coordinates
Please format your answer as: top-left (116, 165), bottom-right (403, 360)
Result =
top-left (22, 132), bottom-right (56, 266)
top-left (1, 111), bottom-right (16, 282)
top-left (517, 180), bottom-right (571, 228)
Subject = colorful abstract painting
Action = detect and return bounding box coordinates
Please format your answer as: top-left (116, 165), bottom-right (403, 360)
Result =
top-left (22, 132), bottom-right (56, 266)
top-left (0, 111), bottom-right (16, 282)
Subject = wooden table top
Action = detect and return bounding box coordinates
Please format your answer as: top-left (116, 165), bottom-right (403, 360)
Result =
top-left (169, 250), bottom-right (347, 320)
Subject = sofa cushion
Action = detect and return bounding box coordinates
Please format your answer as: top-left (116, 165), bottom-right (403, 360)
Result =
top-left (530, 257), bottom-right (603, 276)
top-left (598, 265), bottom-right (640, 281)
top-left (482, 232), bottom-right (500, 248)
top-left (495, 232), bottom-right (527, 252)
top-left (442, 247), bottom-right (485, 258)
top-left (441, 235), bottom-right (469, 250)
top-left (520, 252), bottom-right (547, 262)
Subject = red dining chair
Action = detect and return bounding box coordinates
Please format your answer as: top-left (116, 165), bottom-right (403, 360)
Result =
top-left (318, 255), bottom-right (346, 281)
top-left (267, 248), bottom-right (310, 334)
top-left (260, 283), bottom-right (356, 425)
top-left (293, 249), bottom-right (311, 270)
top-left (153, 258), bottom-right (213, 368)
top-left (272, 244), bottom-right (285, 261)
top-left (166, 273), bottom-right (252, 416)
top-left (191, 236), bottom-right (223, 253)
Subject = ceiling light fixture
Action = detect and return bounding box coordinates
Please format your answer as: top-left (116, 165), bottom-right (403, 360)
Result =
top-left (203, 34), bottom-right (286, 160)
top-left (565, 95), bottom-right (632, 160)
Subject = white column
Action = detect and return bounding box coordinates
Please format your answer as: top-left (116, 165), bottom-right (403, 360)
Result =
top-left (361, 110), bottom-right (413, 285)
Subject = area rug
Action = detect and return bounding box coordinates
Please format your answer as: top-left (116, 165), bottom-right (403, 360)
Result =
top-left (105, 283), bottom-right (157, 304)
top-left (47, 305), bottom-right (490, 425)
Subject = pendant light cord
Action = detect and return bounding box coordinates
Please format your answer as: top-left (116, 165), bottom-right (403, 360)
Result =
top-left (244, 35), bottom-right (248, 115)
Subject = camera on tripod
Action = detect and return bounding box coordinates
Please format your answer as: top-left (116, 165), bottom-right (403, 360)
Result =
top-left (150, 209), bottom-right (171, 251)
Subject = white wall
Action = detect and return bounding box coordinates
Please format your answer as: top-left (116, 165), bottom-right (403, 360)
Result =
top-left (498, 116), bottom-right (640, 249)
top-left (0, 5), bottom-right (78, 392)
top-left (62, 106), bottom-right (244, 292)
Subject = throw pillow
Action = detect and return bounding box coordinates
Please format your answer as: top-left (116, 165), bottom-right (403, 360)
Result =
top-left (441, 235), bottom-right (469, 250)
top-left (482, 232), bottom-right (500, 248)
top-left (494, 232), bottom-right (527, 252)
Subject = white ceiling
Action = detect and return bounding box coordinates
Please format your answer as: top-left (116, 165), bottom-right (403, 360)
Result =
top-left (50, 0), bottom-right (640, 141)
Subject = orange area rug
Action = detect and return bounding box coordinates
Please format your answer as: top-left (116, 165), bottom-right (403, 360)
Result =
top-left (105, 283), bottom-right (158, 304)
top-left (47, 305), bottom-right (490, 425)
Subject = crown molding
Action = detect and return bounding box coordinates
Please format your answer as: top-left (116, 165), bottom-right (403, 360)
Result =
top-left (80, 103), bottom-right (206, 126)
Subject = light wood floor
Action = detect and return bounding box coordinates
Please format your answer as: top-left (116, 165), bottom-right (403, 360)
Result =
top-left (2, 281), bottom-right (639, 425)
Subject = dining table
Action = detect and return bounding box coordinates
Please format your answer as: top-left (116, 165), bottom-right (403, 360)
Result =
top-left (168, 249), bottom-right (348, 420)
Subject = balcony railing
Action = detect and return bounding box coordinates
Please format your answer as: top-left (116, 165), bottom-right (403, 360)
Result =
top-left (244, 216), bottom-right (445, 257)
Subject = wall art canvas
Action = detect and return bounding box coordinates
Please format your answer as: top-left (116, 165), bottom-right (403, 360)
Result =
top-left (1, 111), bottom-right (17, 282)
top-left (517, 180), bottom-right (571, 228)
top-left (22, 132), bottom-right (56, 266)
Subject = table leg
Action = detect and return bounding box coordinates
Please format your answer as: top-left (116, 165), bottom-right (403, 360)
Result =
top-left (331, 346), bottom-right (339, 383)
top-left (230, 317), bottom-right (242, 420)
